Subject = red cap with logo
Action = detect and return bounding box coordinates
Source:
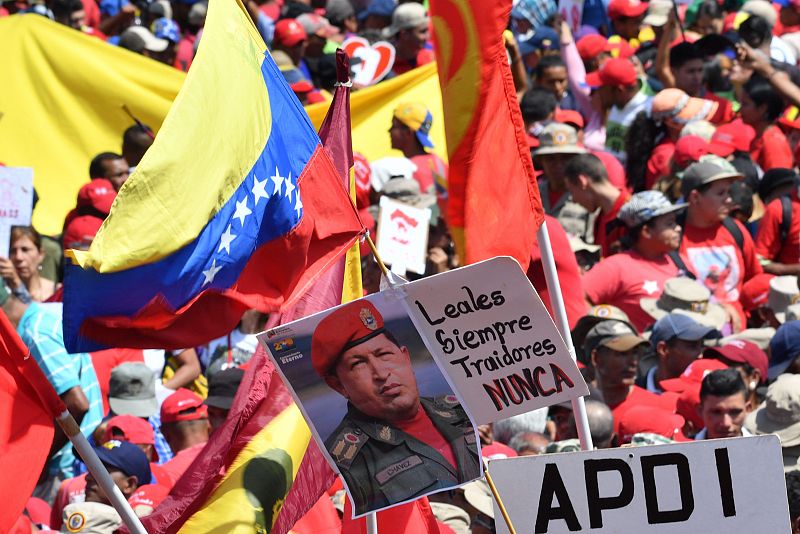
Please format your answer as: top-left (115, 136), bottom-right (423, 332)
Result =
top-left (673, 135), bottom-right (710, 169)
top-left (311, 300), bottom-right (386, 377)
top-left (707, 120), bottom-right (756, 157)
top-left (660, 358), bottom-right (729, 393)
top-left (63, 215), bottom-right (104, 251)
top-left (274, 18), bottom-right (308, 47)
top-left (740, 273), bottom-right (775, 311)
top-left (703, 340), bottom-right (769, 384)
top-left (585, 58), bottom-right (637, 88)
top-left (608, 0), bottom-right (648, 20)
top-left (104, 415), bottom-right (155, 445)
top-left (577, 34), bottom-right (609, 61)
top-left (481, 442), bottom-right (518, 459)
top-left (618, 405), bottom-right (690, 444)
top-left (160, 388), bottom-right (208, 423)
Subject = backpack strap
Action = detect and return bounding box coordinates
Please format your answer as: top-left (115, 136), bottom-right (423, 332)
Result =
top-left (780, 195), bottom-right (793, 243)
top-left (669, 210), bottom-right (696, 278)
top-left (722, 217), bottom-right (744, 253)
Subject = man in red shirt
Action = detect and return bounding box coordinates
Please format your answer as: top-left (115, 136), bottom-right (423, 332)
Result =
top-left (389, 102), bottom-right (448, 199)
top-left (159, 389), bottom-right (210, 486)
top-left (583, 191), bottom-right (685, 331)
top-left (755, 169), bottom-right (800, 275)
top-left (385, 2), bottom-right (434, 76)
top-left (680, 158), bottom-right (763, 331)
top-left (563, 153), bottom-right (630, 256)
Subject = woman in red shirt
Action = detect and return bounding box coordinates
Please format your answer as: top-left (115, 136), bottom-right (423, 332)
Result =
top-left (739, 75), bottom-right (794, 171)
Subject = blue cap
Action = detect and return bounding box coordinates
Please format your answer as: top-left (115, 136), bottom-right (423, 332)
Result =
top-left (769, 320), bottom-right (800, 379)
top-left (357, 0), bottom-right (396, 21)
top-left (519, 26), bottom-right (560, 58)
top-left (94, 440), bottom-right (152, 485)
top-left (152, 17), bottom-right (181, 43)
top-left (650, 313), bottom-right (721, 346)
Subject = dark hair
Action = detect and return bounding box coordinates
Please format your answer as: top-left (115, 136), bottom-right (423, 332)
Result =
top-left (787, 471), bottom-right (800, 519)
top-left (564, 153), bottom-right (607, 184)
top-left (700, 368), bottom-right (747, 401)
top-left (625, 111), bottom-right (661, 192)
top-left (52, 0), bottom-right (82, 17)
top-left (704, 57), bottom-right (732, 93)
top-left (89, 152), bottom-right (124, 179)
top-left (10, 226), bottom-right (42, 250)
top-left (743, 74), bottom-right (786, 122)
top-left (535, 55), bottom-right (566, 81)
top-left (729, 180), bottom-right (754, 220)
top-left (520, 87), bottom-right (558, 124)
top-left (738, 15), bottom-right (771, 49)
top-left (670, 42), bottom-right (702, 70)
top-left (123, 124), bottom-right (153, 145)
top-left (694, 0), bottom-right (723, 23)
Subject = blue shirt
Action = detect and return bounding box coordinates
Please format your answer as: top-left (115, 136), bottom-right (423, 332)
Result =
top-left (17, 303), bottom-right (103, 478)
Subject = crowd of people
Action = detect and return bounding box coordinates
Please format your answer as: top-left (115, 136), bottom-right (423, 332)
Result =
top-left (4, 0), bottom-right (800, 531)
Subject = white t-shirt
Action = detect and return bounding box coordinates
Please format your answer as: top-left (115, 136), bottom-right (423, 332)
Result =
top-left (203, 328), bottom-right (258, 377)
top-left (605, 90), bottom-right (653, 165)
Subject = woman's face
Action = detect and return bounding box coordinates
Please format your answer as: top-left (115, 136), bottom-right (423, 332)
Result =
top-left (738, 90), bottom-right (764, 127)
top-left (10, 235), bottom-right (43, 280)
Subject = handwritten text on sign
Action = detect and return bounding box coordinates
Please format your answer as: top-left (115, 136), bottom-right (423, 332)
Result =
top-left (489, 436), bottom-right (790, 534)
top-left (403, 257), bottom-right (588, 424)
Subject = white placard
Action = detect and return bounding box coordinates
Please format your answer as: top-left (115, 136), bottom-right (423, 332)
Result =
top-left (377, 196), bottom-right (431, 276)
top-left (402, 257), bottom-right (589, 424)
top-left (488, 435), bottom-right (790, 534)
top-left (559, 0), bottom-right (584, 34)
top-left (0, 167), bottom-right (34, 256)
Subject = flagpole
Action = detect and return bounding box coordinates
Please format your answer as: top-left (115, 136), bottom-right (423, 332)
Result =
top-left (536, 222), bottom-right (594, 451)
top-left (57, 411), bottom-right (147, 534)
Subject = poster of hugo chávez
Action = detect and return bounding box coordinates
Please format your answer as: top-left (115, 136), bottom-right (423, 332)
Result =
top-left (258, 291), bottom-right (482, 517)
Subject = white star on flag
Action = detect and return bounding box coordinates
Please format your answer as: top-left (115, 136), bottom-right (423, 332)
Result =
top-left (233, 197), bottom-right (252, 226)
top-left (218, 224), bottom-right (237, 254)
top-left (294, 192), bottom-right (303, 216)
top-left (642, 280), bottom-right (659, 295)
top-left (252, 176), bottom-right (268, 206)
top-left (284, 172), bottom-right (295, 198)
top-left (201, 259), bottom-right (222, 285)
top-left (270, 167), bottom-right (285, 196)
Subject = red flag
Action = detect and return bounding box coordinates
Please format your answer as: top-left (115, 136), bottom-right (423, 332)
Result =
top-left (341, 495), bottom-right (442, 534)
top-left (0, 310), bottom-right (66, 532)
top-left (429, 0), bottom-right (544, 269)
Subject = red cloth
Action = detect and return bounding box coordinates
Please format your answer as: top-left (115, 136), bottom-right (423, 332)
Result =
top-left (80, 0), bottom-right (101, 29)
top-left (431, 0), bottom-right (544, 270)
top-left (394, 407), bottom-right (457, 469)
top-left (174, 34), bottom-right (197, 72)
top-left (594, 189), bottom-right (630, 257)
top-left (750, 125), bottom-right (794, 171)
top-left (528, 215), bottom-right (588, 329)
top-left (24, 498), bottom-right (50, 527)
top-left (342, 496), bottom-right (442, 534)
top-left (0, 311), bottom-right (66, 533)
top-left (609, 385), bottom-right (676, 435)
top-left (583, 250), bottom-right (680, 332)
top-left (290, 494), bottom-right (342, 534)
top-left (392, 49), bottom-right (435, 76)
top-left (681, 219), bottom-right (763, 326)
top-left (704, 92), bottom-right (735, 124)
top-left (90, 348), bottom-right (144, 414)
top-left (646, 140), bottom-right (675, 189)
top-left (160, 442), bottom-right (207, 486)
top-left (410, 152), bottom-right (448, 196)
top-left (755, 194), bottom-right (800, 265)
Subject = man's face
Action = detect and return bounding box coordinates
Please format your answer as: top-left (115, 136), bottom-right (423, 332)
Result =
top-left (699, 392), bottom-right (749, 439)
top-left (662, 338), bottom-right (705, 379)
top-left (85, 467), bottom-right (136, 503)
top-left (538, 153), bottom-right (573, 190)
top-left (326, 333), bottom-right (420, 422)
top-left (396, 24), bottom-right (429, 57)
top-left (389, 117), bottom-right (413, 151)
top-left (102, 158), bottom-right (130, 191)
top-left (593, 344), bottom-right (643, 388)
top-left (613, 16), bottom-right (643, 40)
top-left (592, 85), bottom-right (615, 111)
top-left (692, 179), bottom-right (734, 223)
top-left (564, 175), bottom-right (596, 211)
top-left (647, 212), bottom-right (682, 251)
top-left (674, 59), bottom-right (704, 97)
top-left (537, 66), bottom-right (569, 101)
top-left (738, 90), bottom-right (764, 127)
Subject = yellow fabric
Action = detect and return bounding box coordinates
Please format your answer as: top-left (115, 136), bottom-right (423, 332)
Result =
top-left (177, 404), bottom-right (311, 533)
top-left (0, 15), bottom-right (184, 236)
top-left (306, 63), bottom-right (447, 162)
top-left (71, 0), bottom-right (270, 272)
top-left (342, 167), bottom-right (363, 304)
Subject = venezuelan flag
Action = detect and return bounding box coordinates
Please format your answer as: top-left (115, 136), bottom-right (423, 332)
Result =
top-left (62, 0), bottom-right (364, 353)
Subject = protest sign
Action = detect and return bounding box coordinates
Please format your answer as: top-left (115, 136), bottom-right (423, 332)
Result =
top-left (342, 36), bottom-right (396, 86)
top-left (258, 290), bottom-right (482, 518)
top-left (558, 0), bottom-right (584, 34)
top-left (403, 257), bottom-right (588, 424)
top-left (488, 435), bottom-right (790, 534)
top-left (376, 196), bottom-right (431, 275)
top-left (0, 167), bottom-right (34, 256)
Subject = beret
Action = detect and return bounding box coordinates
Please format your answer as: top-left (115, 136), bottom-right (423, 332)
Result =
top-left (311, 300), bottom-right (386, 376)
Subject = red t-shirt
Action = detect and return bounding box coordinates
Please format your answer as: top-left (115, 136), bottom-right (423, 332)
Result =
top-left (528, 215), bottom-right (588, 329)
top-left (645, 140), bottom-right (675, 190)
top-left (755, 193), bottom-right (800, 265)
top-left (394, 407), bottom-right (457, 469)
top-left (409, 153), bottom-right (448, 196)
top-left (594, 190), bottom-right (630, 257)
top-left (681, 220), bottom-right (762, 324)
top-left (750, 125), bottom-right (794, 171)
top-left (583, 250), bottom-right (680, 332)
top-left (80, 0), bottom-right (101, 29)
top-left (391, 49), bottom-right (435, 76)
top-left (160, 442), bottom-right (207, 486)
top-left (609, 385), bottom-right (676, 435)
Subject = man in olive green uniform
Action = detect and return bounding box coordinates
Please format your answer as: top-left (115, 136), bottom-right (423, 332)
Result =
top-left (311, 300), bottom-right (480, 515)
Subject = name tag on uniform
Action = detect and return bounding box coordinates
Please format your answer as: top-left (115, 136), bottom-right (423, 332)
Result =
top-left (376, 455), bottom-right (423, 485)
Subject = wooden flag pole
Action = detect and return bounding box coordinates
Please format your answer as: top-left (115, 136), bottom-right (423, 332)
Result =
top-left (537, 221), bottom-right (595, 451)
top-left (483, 458), bottom-right (518, 534)
top-left (57, 411), bottom-right (147, 534)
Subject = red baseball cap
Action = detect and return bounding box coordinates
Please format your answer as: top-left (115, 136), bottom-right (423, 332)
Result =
top-left (274, 18), bottom-right (307, 47)
top-left (606, 35), bottom-right (635, 59)
top-left (740, 273), bottom-right (775, 311)
top-left (555, 109), bottom-right (585, 130)
top-left (608, 0), bottom-right (648, 20)
top-left (703, 340), bottom-right (769, 384)
top-left (707, 120), bottom-right (756, 157)
top-left (585, 58), bottom-right (637, 88)
top-left (673, 135), bottom-right (710, 169)
top-left (77, 178), bottom-right (117, 215)
top-left (63, 214), bottom-right (103, 251)
top-left (481, 442), bottom-right (518, 459)
top-left (660, 358), bottom-right (728, 393)
top-left (618, 405), bottom-right (690, 444)
top-left (577, 34), bottom-right (609, 61)
top-left (160, 388), bottom-right (208, 423)
top-left (676, 387), bottom-right (705, 430)
top-left (104, 415), bottom-right (155, 445)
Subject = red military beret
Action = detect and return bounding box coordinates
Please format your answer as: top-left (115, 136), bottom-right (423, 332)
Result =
top-left (311, 300), bottom-right (386, 377)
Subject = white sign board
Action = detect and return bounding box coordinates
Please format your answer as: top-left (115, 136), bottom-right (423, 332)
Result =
top-left (488, 435), bottom-right (790, 534)
top-left (402, 256), bottom-right (588, 424)
top-left (0, 167), bottom-right (34, 256)
top-left (559, 0), bottom-right (584, 35)
top-left (377, 196), bottom-right (431, 275)
top-left (342, 36), bottom-right (396, 86)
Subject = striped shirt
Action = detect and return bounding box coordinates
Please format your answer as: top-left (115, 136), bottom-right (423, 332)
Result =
top-left (17, 302), bottom-right (103, 478)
